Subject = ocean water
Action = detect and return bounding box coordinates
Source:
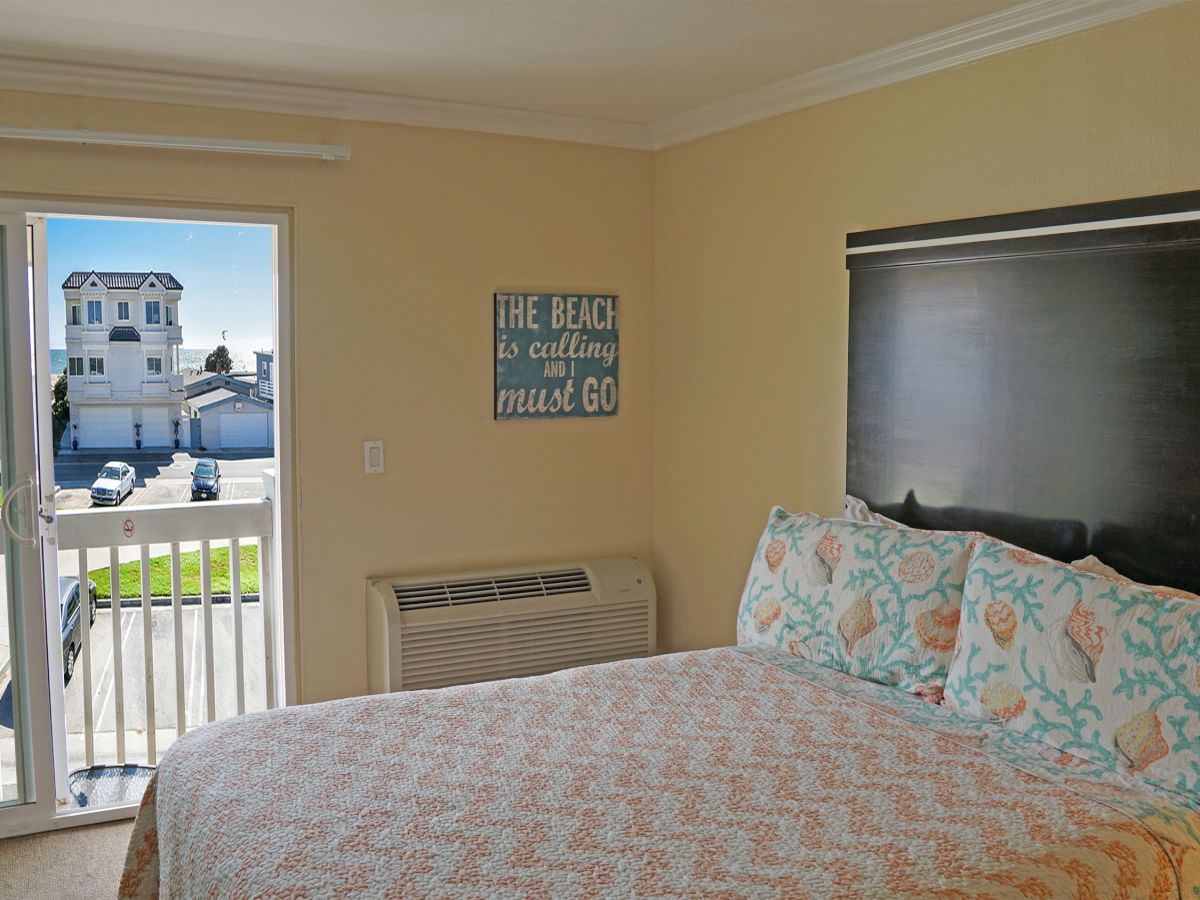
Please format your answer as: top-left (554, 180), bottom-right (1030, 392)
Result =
top-left (50, 347), bottom-right (255, 374)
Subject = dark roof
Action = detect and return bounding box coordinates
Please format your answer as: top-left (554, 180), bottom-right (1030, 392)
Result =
top-left (108, 326), bottom-right (141, 342)
top-left (62, 271), bottom-right (183, 290)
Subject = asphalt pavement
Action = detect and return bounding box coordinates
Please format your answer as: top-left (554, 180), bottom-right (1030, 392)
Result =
top-left (54, 450), bottom-right (271, 509)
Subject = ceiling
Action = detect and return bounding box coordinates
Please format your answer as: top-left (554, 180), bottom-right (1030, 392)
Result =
top-left (0, 0), bottom-right (1029, 123)
top-left (0, 0), bottom-right (1178, 148)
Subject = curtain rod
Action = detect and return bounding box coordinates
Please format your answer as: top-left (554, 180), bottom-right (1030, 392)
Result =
top-left (0, 126), bottom-right (350, 160)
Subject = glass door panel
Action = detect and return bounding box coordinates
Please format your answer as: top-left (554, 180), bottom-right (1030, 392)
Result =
top-left (0, 213), bottom-right (56, 831)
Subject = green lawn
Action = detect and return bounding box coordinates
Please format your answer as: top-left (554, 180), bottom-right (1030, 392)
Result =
top-left (89, 545), bottom-right (259, 599)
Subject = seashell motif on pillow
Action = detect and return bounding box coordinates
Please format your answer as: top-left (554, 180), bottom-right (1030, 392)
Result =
top-left (984, 597), bottom-right (1017, 651)
top-left (804, 531), bottom-right (843, 586)
top-left (753, 597), bottom-right (782, 633)
top-left (763, 539), bottom-right (787, 574)
top-left (838, 595), bottom-right (877, 656)
top-left (980, 680), bottom-right (1026, 723)
top-left (1051, 600), bottom-right (1107, 683)
top-left (898, 550), bottom-right (936, 585)
top-left (914, 605), bottom-right (960, 653)
top-left (1115, 710), bottom-right (1169, 774)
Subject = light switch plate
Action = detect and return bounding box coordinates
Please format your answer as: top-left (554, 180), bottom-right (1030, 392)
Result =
top-left (364, 439), bottom-right (384, 474)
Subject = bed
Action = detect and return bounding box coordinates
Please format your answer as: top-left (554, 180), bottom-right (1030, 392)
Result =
top-left (120, 644), bottom-right (1200, 897)
top-left (122, 190), bottom-right (1200, 897)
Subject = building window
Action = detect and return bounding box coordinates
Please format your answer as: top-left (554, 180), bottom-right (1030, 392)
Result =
top-left (88, 356), bottom-right (105, 377)
top-left (68, 356), bottom-right (83, 376)
top-left (166, 305), bottom-right (174, 326)
top-left (118, 301), bottom-right (130, 320)
top-left (87, 299), bottom-right (103, 324)
top-left (70, 304), bottom-right (80, 325)
top-left (261, 361), bottom-right (269, 376)
top-left (145, 300), bottom-right (161, 325)
top-left (147, 356), bottom-right (163, 377)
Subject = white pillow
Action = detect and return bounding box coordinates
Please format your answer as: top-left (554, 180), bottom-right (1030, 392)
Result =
top-left (843, 495), bottom-right (906, 528)
top-left (1071, 555), bottom-right (1198, 600)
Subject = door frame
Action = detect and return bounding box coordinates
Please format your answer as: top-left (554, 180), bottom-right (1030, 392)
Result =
top-left (0, 197), bottom-right (297, 837)
top-left (0, 212), bottom-right (59, 833)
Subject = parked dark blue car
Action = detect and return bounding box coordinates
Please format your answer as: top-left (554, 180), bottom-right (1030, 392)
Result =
top-left (191, 458), bottom-right (221, 501)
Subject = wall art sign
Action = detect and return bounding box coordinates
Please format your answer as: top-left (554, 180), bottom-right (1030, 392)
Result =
top-left (494, 292), bottom-right (619, 420)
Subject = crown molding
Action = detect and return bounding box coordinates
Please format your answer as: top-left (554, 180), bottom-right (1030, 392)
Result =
top-left (0, 54), bottom-right (653, 151)
top-left (648, 0), bottom-right (1186, 149)
top-left (0, 0), bottom-right (1183, 154)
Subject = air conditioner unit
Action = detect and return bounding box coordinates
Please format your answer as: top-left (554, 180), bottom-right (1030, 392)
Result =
top-left (366, 556), bottom-right (655, 693)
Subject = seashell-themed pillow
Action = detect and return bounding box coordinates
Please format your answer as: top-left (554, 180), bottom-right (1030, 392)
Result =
top-left (944, 536), bottom-right (1200, 801)
top-left (735, 507), bottom-right (977, 694)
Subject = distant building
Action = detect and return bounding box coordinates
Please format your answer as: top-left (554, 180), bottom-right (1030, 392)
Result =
top-left (63, 271), bottom-right (185, 449)
top-left (183, 351), bottom-right (275, 450)
top-left (255, 350), bottom-right (274, 401)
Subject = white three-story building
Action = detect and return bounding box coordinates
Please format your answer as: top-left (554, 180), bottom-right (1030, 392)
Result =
top-left (63, 271), bottom-right (185, 449)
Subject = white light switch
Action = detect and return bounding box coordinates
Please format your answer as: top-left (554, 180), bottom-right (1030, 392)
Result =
top-left (364, 440), bottom-right (384, 474)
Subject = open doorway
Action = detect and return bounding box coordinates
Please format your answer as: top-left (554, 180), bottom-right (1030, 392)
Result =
top-left (0, 203), bottom-right (293, 835)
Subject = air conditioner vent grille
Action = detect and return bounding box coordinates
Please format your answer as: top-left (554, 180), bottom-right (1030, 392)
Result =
top-left (393, 567), bottom-right (591, 611)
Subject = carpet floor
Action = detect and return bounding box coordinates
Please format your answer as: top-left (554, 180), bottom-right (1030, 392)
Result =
top-left (0, 819), bottom-right (133, 899)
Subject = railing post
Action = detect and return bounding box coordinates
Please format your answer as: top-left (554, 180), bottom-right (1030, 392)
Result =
top-left (201, 540), bottom-right (216, 723)
top-left (171, 543), bottom-right (184, 737)
top-left (260, 534), bottom-right (275, 710)
top-left (140, 544), bottom-right (156, 765)
top-left (109, 547), bottom-right (125, 765)
top-left (231, 539), bottom-right (245, 716)
top-left (78, 547), bottom-right (94, 768)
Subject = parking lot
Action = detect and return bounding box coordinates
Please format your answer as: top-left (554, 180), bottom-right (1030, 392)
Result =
top-left (53, 450), bottom-right (271, 509)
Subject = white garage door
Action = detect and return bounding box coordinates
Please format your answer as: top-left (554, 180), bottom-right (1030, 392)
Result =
top-left (219, 413), bottom-right (272, 449)
top-left (140, 408), bottom-right (170, 447)
top-left (78, 407), bottom-right (133, 449)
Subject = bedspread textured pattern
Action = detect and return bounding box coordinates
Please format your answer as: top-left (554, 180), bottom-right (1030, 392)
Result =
top-left (121, 648), bottom-right (1200, 897)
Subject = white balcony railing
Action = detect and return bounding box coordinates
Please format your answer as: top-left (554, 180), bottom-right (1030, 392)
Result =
top-left (55, 495), bottom-right (276, 778)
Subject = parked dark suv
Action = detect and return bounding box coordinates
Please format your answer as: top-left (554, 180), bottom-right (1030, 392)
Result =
top-left (61, 576), bottom-right (98, 686)
top-left (191, 458), bottom-right (221, 501)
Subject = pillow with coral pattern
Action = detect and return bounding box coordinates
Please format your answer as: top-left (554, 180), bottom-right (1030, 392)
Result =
top-left (945, 536), bottom-right (1200, 801)
top-left (735, 507), bottom-right (976, 695)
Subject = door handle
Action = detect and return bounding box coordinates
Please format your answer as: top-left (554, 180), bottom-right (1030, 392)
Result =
top-left (2, 474), bottom-right (38, 548)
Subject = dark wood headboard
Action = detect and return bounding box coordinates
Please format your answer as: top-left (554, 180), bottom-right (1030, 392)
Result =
top-left (845, 190), bottom-right (1200, 593)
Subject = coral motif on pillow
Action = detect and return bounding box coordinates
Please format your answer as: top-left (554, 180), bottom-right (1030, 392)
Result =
top-left (945, 536), bottom-right (1200, 801)
top-left (735, 507), bottom-right (976, 693)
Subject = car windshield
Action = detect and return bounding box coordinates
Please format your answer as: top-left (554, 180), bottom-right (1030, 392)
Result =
top-left (100, 466), bottom-right (122, 479)
top-left (195, 463), bottom-right (217, 478)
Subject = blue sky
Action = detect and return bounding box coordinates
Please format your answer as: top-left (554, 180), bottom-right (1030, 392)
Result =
top-left (47, 217), bottom-right (274, 353)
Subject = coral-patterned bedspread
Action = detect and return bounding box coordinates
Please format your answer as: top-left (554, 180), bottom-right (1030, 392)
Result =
top-left (120, 647), bottom-right (1200, 898)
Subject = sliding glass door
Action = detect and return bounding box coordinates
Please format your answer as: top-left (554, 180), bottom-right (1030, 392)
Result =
top-left (0, 213), bottom-right (59, 833)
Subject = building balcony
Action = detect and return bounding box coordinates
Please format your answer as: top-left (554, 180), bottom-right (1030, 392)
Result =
top-left (81, 381), bottom-right (111, 399)
top-left (46, 482), bottom-right (279, 806)
top-left (141, 381), bottom-right (170, 399)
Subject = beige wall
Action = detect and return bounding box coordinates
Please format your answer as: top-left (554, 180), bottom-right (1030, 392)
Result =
top-left (0, 91), bottom-right (654, 702)
top-left (652, 2), bottom-right (1200, 653)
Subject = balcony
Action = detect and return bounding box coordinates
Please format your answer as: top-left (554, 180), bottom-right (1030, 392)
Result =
top-left (141, 381), bottom-right (170, 399)
top-left (82, 381), bottom-right (111, 399)
top-left (0, 484), bottom-right (279, 804)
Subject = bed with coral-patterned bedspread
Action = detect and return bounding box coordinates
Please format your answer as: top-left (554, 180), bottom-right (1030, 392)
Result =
top-left (119, 646), bottom-right (1200, 898)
